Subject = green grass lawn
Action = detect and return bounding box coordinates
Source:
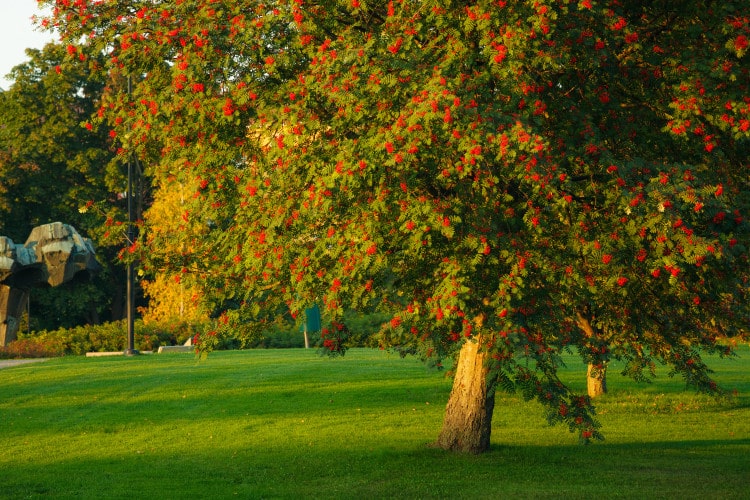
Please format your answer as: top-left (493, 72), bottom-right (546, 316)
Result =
top-left (1, 347), bottom-right (749, 499)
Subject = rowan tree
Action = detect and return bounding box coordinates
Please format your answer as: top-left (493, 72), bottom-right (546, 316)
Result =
top-left (45, 0), bottom-right (749, 453)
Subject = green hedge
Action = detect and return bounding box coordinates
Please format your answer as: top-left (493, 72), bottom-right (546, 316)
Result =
top-left (0, 311), bottom-right (389, 358)
top-left (4, 320), bottom-right (202, 358)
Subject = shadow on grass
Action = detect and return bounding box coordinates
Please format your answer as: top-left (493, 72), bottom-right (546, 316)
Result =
top-left (1, 436), bottom-right (749, 499)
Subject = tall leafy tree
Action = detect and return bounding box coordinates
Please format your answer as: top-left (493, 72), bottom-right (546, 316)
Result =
top-left (46, 0), bottom-right (749, 452)
top-left (0, 42), bottom-right (125, 327)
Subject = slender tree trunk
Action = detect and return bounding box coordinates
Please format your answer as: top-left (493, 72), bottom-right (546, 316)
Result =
top-left (435, 337), bottom-right (496, 454)
top-left (587, 363), bottom-right (607, 397)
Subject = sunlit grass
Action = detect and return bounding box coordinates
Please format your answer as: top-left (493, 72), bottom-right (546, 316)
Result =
top-left (1, 347), bottom-right (749, 499)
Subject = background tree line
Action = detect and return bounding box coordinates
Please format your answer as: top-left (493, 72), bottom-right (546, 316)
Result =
top-left (0, 42), bottom-right (205, 331)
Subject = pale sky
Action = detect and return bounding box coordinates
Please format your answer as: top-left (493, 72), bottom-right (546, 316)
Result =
top-left (0, 2), bottom-right (56, 89)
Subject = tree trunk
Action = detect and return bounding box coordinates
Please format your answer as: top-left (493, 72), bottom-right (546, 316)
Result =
top-left (587, 363), bottom-right (607, 397)
top-left (435, 338), bottom-right (496, 454)
top-left (576, 311), bottom-right (608, 398)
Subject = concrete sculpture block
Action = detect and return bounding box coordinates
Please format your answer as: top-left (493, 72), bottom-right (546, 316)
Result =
top-left (0, 222), bottom-right (100, 346)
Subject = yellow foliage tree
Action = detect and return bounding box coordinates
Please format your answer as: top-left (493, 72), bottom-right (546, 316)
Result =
top-left (138, 176), bottom-right (208, 325)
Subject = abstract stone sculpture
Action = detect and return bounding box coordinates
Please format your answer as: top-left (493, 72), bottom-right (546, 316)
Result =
top-left (0, 222), bottom-right (100, 346)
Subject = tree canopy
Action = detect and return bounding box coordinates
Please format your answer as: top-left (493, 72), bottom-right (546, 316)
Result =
top-left (44, 0), bottom-right (749, 451)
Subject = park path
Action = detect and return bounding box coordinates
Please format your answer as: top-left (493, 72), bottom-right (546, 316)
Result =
top-left (0, 359), bottom-right (48, 369)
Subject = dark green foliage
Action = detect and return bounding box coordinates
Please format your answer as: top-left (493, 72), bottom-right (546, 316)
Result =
top-left (245, 310), bottom-right (388, 349)
top-left (248, 327), bottom-right (319, 349)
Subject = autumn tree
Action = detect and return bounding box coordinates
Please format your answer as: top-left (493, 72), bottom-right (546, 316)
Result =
top-left (138, 179), bottom-right (208, 325)
top-left (46, 0), bottom-right (749, 453)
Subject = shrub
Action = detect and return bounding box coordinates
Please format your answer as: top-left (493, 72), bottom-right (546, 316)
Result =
top-left (16, 320), bottom-right (208, 356)
top-left (0, 337), bottom-right (65, 359)
top-left (342, 311), bottom-right (389, 347)
top-left (5, 311), bottom-right (389, 357)
top-left (248, 326), bottom-right (321, 349)
top-left (246, 311), bottom-right (388, 349)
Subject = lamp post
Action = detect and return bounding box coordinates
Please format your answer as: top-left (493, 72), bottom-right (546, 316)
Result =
top-left (124, 75), bottom-right (139, 356)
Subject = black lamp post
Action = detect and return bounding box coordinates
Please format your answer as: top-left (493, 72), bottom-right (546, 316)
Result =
top-left (124, 75), bottom-right (139, 356)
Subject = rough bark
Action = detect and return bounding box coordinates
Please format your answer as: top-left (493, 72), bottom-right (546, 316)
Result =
top-left (576, 311), bottom-right (609, 398)
top-left (587, 363), bottom-right (608, 398)
top-left (435, 337), bottom-right (496, 454)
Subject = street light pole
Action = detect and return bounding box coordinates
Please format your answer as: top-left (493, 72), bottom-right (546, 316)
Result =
top-left (124, 75), bottom-right (139, 356)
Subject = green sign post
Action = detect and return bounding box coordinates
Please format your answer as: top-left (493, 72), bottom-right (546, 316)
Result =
top-left (301, 305), bottom-right (321, 348)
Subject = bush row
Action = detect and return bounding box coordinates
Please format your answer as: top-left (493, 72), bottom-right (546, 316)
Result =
top-left (0, 337), bottom-right (65, 359)
top-left (0, 320), bottom-right (200, 359)
top-left (0, 311), bottom-right (389, 359)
